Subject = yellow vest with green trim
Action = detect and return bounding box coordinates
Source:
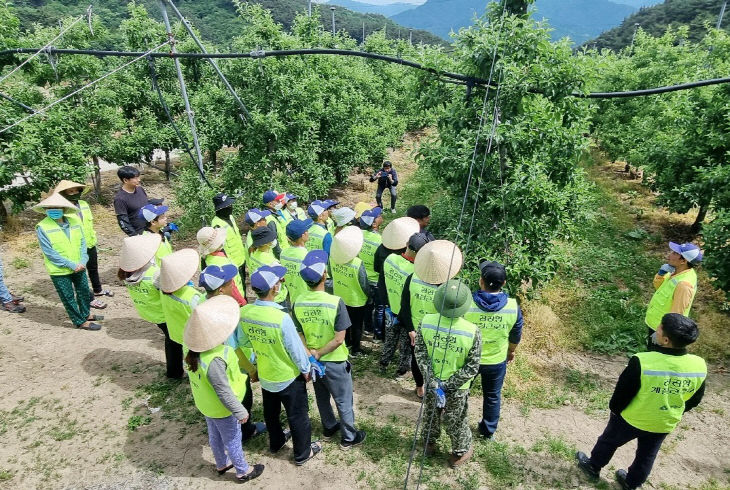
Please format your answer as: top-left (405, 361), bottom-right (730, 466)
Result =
top-left (621, 351), bottom-right (707, 433)
top-left (331, 257), bottom-right (368, 307)
top-left (160, 286), bottom-right (203, 344)
top-left (383, 254), bottom-right (414, 314)
top-left (143, 230), bottom-right (172, 265)
top-left (265, 213), bottom-right (289, 252)
top-left (294, 290), bottom-right (349, 362)
top-left (126, 264), bottom-right (165, 324)
top-left (239, 304), bottom-right (300, 383)
top-left (359, 230), bottom-right (382, 283)
top-left (420, 314), bottom-right (478, 390)
top-left (73, 200), bottom-right (97, 248)
top-left (306, 223), bottom-right (328, 252)
top-left (280, 246), bottom-right (308, 305)
top-left (247, 249), bottom-right (288, 303)
top-left (36, 216), bottom-right (84, 276)
top-left (645, 269), bottom-right (698, 330)
top-left (188, 344), bottom-right (247, 418)
top-left (409, 273), bottom-right (439, 331)
top-left (203, 253), bottom-right (245, 299)
top-left (464, 297), bottom-right (518, 365)
top-left (211, 216), bottom-right (246, 268)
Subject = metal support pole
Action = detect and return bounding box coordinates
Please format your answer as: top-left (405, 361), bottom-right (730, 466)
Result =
top-left (630, 22), bottom-right (640, 50)
top-left (331, 7), bottom-right (336, 35)
top-left (363, 22), bottom-right (365, 43)
top-left (308, 0), bottom-right (312, 17)
top-left (165, 0), bottom-right (250, 122)
top-left (409, 28), bottom-right (413, 45)
top-left (718, 1), bottom-right (727, 29)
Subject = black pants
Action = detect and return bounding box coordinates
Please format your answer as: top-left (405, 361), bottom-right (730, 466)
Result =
top-left (156, 323), bottom-right (184, 379)
top-left (262, 375), bottom-right (312, 463)
top-left (375, 185), bottom-right (397, 210)
top-left (409, 342), bottom-right (424, 388)
top-left (589, 412), bottom-right (668, 488)
top-left (86, 246), bottom-right (102, 294)
top-left (240, 378), bottom-right (256, 441)
top-left (345, 305), bottom-right (366, 354)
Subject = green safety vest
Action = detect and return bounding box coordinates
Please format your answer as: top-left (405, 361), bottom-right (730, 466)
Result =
top-left (332, 257), bottom-right (368, 307)
top-left (280, 246), bottom-right (308, 305)
top-left (188, 344), bottom-right (247, 418)
top-left (126, 264), bottom-right (166, 324)
top-left (203, 253), bottom-right (245, 300)
top-left (420, 314), bottom-right (477, 390)
top-left (645, 269), bottom-right (698, 330)
top-left (265, 213), bottom-right (289, 253)
top-left (360, 229), bottom-right (382, 283)
top-left (160, 286), bottom-right (203, 345)
top-left (326, 217), bottom-right (335, 236)
top-left (306, 223), bottom-right (328, 252)
top-left (247, 249), bottom-right (288, 303)
top-left (70, 200), bottom-right (97, 248)
top-left (464, 297), bottom-right (518, 365)
top-left (143, 230), bottom-right (172, 266)
top-left (36, 216), bottom-right (84, 276)
top-left (621, 351), bottom-right (707, 433)
top-left (239, 304), bottom-right (300, 383)
top-left (211, 216), bottom-right (246, 268)
top-left (384, 254), bottom-right (414, 314)
top-left (409, 274), bottom-right (439, 331)
top-left (293, 290), bottom-right (349, 362)
top-left (283, 207), bottom-right (307, 223)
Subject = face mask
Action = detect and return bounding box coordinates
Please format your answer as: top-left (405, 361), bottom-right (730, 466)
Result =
top-left (46, 209), bottom-right (64, 219)
top-left (272, 239), bottom-right (278, 248)
top-left (287, 201), bottom-right (297, 210)
top-left (217, 207), bottom-right (233, 219)
top-left (273, 202), bottom-right (283, 211)
top-left (65, 193), bottom-right (81, 202)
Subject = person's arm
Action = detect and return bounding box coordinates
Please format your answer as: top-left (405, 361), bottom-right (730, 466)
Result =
top-left (652, 273), bottom-right (665, 290)
top-left (390, 169), bottom-right (398, 186)
top-left (281, 314), bottom-right (312, 374)
top-left (414, 330), bottom-right (437, 389)
top-left (369, 170), bottom-right (382, 182)
top-left (312, 299), bottom-right (351, 359)
top-left (36, 226), bottom-right (77, 270)
top-left (78, 234), bottom-right (88, 266)
top-left (609, 356), bottom-right (641, 414)
top-left (670, 281), bottom-right (695, 314)
top-left (207, 357), bottom-right (249, 421)
top-left (443, 329), bottom-right (482, 392)
top-left (322, 233), bottom-right (332, 255)
top-left (400, 275), bottom-right (414, 332)
top-left (506, 305), bottom-right (524, 362)
top-left (113, 195), bottom-right (138, 237)
top-left (358, 263), bottom-right (371, 297)
top-left (684, 380), bottom-right (705, 412)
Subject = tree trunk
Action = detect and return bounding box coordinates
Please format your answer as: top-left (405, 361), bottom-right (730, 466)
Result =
top-left (0, 200), bottom-right (8, 225)
top-left (165, 149), bottom-right (171, 181)
top-left (210, 149), bottom-right (217, 169)
top-left (690, 204), bottom-right (708, 234)
top-left (92, 156), bottom-right (102, 200)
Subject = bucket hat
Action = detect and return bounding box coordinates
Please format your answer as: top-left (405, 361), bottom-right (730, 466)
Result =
top-left (251, 226), bottom-right (277, 247)
top-left (197, 226), bottom-right (227, 256)
top-left (381, 217), bottom-right (420, 250)
top-left (54, 180), bottom-right (89, 195)
top-left (434, 280), bottom-right (472, 318)
top-left (119, 233), bottom-right (162, 272)
top-left (213, 193), bottom-right (235, 211)
top-left (32, 193), bottom-right (77, 213)
top-left (414, 240), bottom-right (463, 285)
top-left (332, 207), bottom-right (356, 227)
top-left (330, 226), bottom-right (364, 265)
top-left (183, 295), bottom-right (240, 352)
top-left (159, 248), bottom-right (200, 293)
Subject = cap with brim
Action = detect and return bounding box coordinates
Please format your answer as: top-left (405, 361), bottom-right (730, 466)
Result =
top-left (381, 217), bottom-right (420, 250)
top-left (197, 226), bottom-right (227, 256)
top-left (199, 264), bottom-right (238, 291)
top-left (286, 218), bottom-right (313, 240)
top-left (479, 260), bottom-right (506, 288)
top-left (119, 233), bottom-right (162, 272)
top-left (213, 193), bottom-right (236, 211)
top-left (414, 240), bottom-right (463, 285)
top-left (159, 249), bottom-right (200, 293)
top-left (32, 193), bottom-right (77, 213)
top-left (434, 280), bottom-right (472, 318)
top-left (359, 207), bottom-right (383, 229)
top-left (330, 226), bottom-right (364, 265)
top-left (183, 295), bottom-right (240, 352)
top-left (668, 242), bottom-right (703, 264)
top-left (54, 180), bottom-right (89, 195)
top-left (285, 193), bottom-right (298, 202)
top-left (251, 227), bottom-right (277, 247)
top-left (300, 250), bottom-right (329, 283)
top-left (139, 204), bottom-right (169, 223)
top-left (245, 208), bottom-right (271, 226)
top-left (251, 264), bottom-right (287, 291)
top-left (408, 232), bottom-right (432, 253)
top-left (332, 207), bottom-right (356, 227)
top-left (354, 202), bottom-right (371, 219)
top-left (322, 199), bottom-right (339, 210)
top-left (308, 200), bottom-right (328, 218)
top-left (263, 190), bottom-right (285, 205)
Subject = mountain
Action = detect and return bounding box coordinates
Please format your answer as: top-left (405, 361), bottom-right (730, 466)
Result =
top-left (319, 0), bottom-right (417, 18)
top-left (614, 0), bottom-right (663, 7)
top-left (391, 0), bottom-right (637, 44)
top-left (589, 0), bottom-right (730, 50)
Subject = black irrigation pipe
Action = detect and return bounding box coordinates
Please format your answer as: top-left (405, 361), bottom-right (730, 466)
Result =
top-left (0, 91), bottom-right (37, 113)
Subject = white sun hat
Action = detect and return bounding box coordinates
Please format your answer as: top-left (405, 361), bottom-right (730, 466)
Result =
top-left (119, 233), bottom-right (162, 272)
top-left (197, 226), bottom-right (227, 256)
top-left (381, 216), bottom-right (420, 250)
top-left (330, 225), bottom-right (364, 265)
top-left (332, 207), bottom-right (356, 227)
top-left (414, 240), bottom-right (463, 285)
top-left (183, 295), bottom-right (240, 352)
top-left (159, 248), bottom-right (200, 293)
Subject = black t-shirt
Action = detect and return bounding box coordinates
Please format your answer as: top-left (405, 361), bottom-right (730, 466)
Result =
top-left (113, 186), bottom-right (149, 235)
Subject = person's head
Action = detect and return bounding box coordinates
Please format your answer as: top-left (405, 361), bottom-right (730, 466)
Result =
top-left (159, 249), bottom-right (200, 294)
top-left (250, 226), bottom-right (277, 253)
top-left (383, 161), bottom-right (392, 171)
top-left (381, 216), bottom-right (420, 252)
top-left (263, 190), bottom-right (286, 212)
top-left (286, 219), bottom-right (313, 246)
top-left (245, 208), bottom-right (271, 229)
top-left (197, 226), bottom-right (227, 257)
top-left (183, 295), bottom-right (240, 372)
top-left (656, 313), bottom-right (700, 349)
top-left (118, 232), bottom-right (161, 281)
top-left (300, 250), bottom-right (329, 290)
top-left (54, 180), bottom-right (86, 203)
top-left (285, 193), bottom-right (299, 211)
top-left (330, 226), bottom-right (364, 265)
top-left (332, 207), bottom-right (356, 229)
top-left (251, 264), bottom-right (287, 300)
top-left (407, 205), bottom-right (431, 229)
top-left (139, 204), bottom-right (169, 232)
top-left (199, 264), bottom-right (238, 297)
top-left (479, 260), bottom-right (507, 292)
top-left (307, 200), bottom-right (330, 223)
top-left (405, 232), bottom-right (432, 259)
top-left (359, 207), bottom-right (383, 231)
top-left (434, 279), bottom-right (472, 318)
top-left (213, 193), bottom-right (236, 219)
top-left (33, 193), bottom-right (76, 221)
top-left (667, 242), bottom-right (703, 270)
top-left (117, 166), bottom-right (141, 188)
top-left (413, 240), bottom-right (463, 285)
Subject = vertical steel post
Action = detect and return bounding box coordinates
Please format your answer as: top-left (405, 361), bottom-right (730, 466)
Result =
top-left (718, 1), bottom-right (727, 29)
top-left (331, 7), bottom-right (336, 35)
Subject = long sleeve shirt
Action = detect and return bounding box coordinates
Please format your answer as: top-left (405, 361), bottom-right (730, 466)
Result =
top-left (415, 328), bottom-right (482, 393)
top-left (36, 219), bottom-right (88, 271)
top-left (369, 168), bottom-right (398, 188)
top-left (113, 186), bottom-right (149, 236)
top-left (357, 262), bottom-right (371, 298)
top-left (207, 356), bottom-right (248, 420)
top-left (399, 273), bottom-right (416, 332)
top-left (653, 272), bottom-right (695, 315)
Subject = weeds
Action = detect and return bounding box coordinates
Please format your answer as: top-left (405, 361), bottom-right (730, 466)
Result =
top-left (11, 257), bottom-right (29, 269)
top-left (127, 415), bottom-right (152, 432)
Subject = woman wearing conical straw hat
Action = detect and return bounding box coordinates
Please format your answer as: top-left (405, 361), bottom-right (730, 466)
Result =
top-left (197, 227), bottom-right (247, 306)
top-left (118, 233), bottom-right (183, 379)
top-left (33, 193), bottom-right (102, 331)
top-left (159, 249), bottom-right (205, 346)
top-left (183, 295), bottom-right (265, 482)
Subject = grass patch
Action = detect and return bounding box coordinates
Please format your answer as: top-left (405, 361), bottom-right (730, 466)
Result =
top-left (0, 470), bottom-right (13, 481)
top-left (531, 433), bottom-right (576, 461)
top-left (11, 257), bottom-right (30, 269)
top-left (48, 414), bottom-right (83, 441)
top-left (136, 378), bottom-right (199, 427)
top-left (127, 415), bottom-right (152, 432)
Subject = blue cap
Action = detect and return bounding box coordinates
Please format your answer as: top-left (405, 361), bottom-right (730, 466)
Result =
top-left (668, 242), bottom-right (703, 264)
top-left (322, 199), bottom-right (338, 210)
top-left (263, 190), bottom-right (285, 205)
top-left (245, 208), bottom-right (271, 226)
top-left (251, 264), bottom-right (287, 291)
top-left (286, 218), bottom-right (313, 240)
top-left (285, 193), bottom-right (298, 202)
top-left (300, 250), bottom-right (329, 283)
top-left (308, 200), bottom-right (328, 218)
top-left (359, 207), bottom-right (383, 228)
top-left (199, 264), bottom-right (238, 291)
top-left (139, 204), bottom-right (168, 222)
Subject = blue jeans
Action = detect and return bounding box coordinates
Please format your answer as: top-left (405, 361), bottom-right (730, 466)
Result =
top-left (0, 256), bottom-right (12, 303)
top-left (478, 361), bottom-right (507, 437)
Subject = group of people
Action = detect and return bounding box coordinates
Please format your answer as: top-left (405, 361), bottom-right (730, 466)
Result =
top-left (8, 162), bottom-right (708, 488)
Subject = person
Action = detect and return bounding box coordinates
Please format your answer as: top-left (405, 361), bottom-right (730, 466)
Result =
top-left (114, 166), bottom-right (156, 236)
top-left (262, 190), bottom-right (289, 257)
top-left (645, 242), bottom-right (702, 348)
top-left (140, 204), bottom-right (174, 266)
top-left (406, 205), bottom-right (435, 241)
top-left (183, 295), bottom-right (265, 483)
top-left (464, 261), bottom-right (523, 439)
top-left (237, 265), bottom-right (321, 466)
top-left (324, 200), bottom-right (338, 236)
top-left (34, 193), bottom-right (101, 331)
top-left (198, 227), bottom-right (247, 306)
top-left (247, 227), bottom-right (289, 308)
top-left (377, 217), bottom-right (421, 376)
top-left (576, 313), bottom-right (706, 490)
top-left (369, 161), bottom-right (398, 213)
top-left (353, 202), bottom-right (372, 225)
top-left (293, 250), bottom-right (367, 449)
top-left (0, 255), bottom-right (25, 313)
top-left (358, 207), bottom-right (384, 341)
top-left (306, 200), bottom-right (333, 254)
top-left (330, 226), bottom-right (371, 357)
top-left (119, 233), bottom-right (183, 379)
top-left (55, 180), bottom-right (113, 308)
top-left (283, 194), bottom-right (307, 222)
top-left (280, 219), bottom-right (312, 305)
top-left (415, 280), bottom-right (481, 468)
top-left (159, 249), bottom-right (204, 346)
top-left (332, 207), bottom-right (356, 235)
top-left (243, 208), bottom-right (272, 272)
top-left (211, 193), bottom-right (247, 278)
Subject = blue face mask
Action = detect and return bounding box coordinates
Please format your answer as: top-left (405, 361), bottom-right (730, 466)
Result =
top-left (46, 209), bottom-right (64, 219)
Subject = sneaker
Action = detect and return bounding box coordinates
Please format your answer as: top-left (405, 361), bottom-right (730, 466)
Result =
top-left (340, 430), bottom-right (367, 450)
top-left (391, 208), bottom-right (396, 214)
top-left (448, 447), bottom-right (473, 468)
top-left (322, 423), bottom-right (340, 440)
top-left (615, 469), bottom-right (637, 490)
top-left (2, 301), bottom-right (25, 313)
top-left (575, 451), bottom-right (599, 479)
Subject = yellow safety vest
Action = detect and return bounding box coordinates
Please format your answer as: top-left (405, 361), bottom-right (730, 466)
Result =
top-left (265, 213), bottom-right (289, 252)
top-left (464, 297), bottom-right (518, 365)
top-left (306, 223), bottom-right (328, 252)
top-left (645, 269), bottom-right (698, 330)
top-left (36, 216), bottom-right (84, 276)
top-left (409, 273), bottom-right (439, 331)
top-left (360, 229), bottom-right (382, 283)
top-left (126, 264), bottom-right (166, 324)
top-left (280, 246), bottom-right (308, 305)
top-left (247, 249), bottom-right (288, 303)
top-left (293, 290), bottom-right (348, 362)
top-left (160, 286), bottom-right (203, 344)
top-left (420, 314), bottom-right (477, 390)
top-left (239, 304), bottom-right (300, 383)
top-left (211, 216), bottom-right (246, 268)
top-left (383, 254), bottom-right (414, 314)
top-left (331, 257), bottom-right (368, 307)
top-left (188, 345), bottom-right (247, 418)
top-left (72, 200), bottom-right (97, 248)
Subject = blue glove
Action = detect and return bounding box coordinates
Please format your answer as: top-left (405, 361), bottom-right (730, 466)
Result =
top-left (309, 355), bottom-right (326, 381)
top-left (168, 222), bottom-right (179, 232)
top-left (433, 385), bottom-right (446, 409)
top-left (658, 263), bottom-right (675, 276)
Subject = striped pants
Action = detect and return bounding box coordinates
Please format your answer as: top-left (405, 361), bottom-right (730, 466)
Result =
top-left (50, 271), bottom-right (91, 326)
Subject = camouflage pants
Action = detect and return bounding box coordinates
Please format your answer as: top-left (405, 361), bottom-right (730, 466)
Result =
top-left (421, 389), bottom-right (471, 456)
top-left (379, 312), bottom-right (411, 372)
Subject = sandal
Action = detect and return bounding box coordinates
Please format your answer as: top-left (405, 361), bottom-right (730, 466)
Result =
top-left (87, 314), bottom-right (104, 321)
top-left (270, 429), bottom-right (292, 454)
top-left (89, 298), bottom-right (107, 309)
top-left (217, 463), bottom-right (234, 475)
top-left (295, 441), bottom-right (322, 466)
top-left (77, 322), bottom-right (102, 331)
top-left (236, 464), bottom-right (264, 482)
top-left (95, 289), bottom-right (114, 298)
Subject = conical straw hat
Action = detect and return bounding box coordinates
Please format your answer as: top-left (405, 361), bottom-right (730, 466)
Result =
top-left (414, 240), bottom-right (463, 285)
top-left (381, 217), bottom-right (420, 250)
top-left (330, 226), bottom-right (364, 265)
top-left (32, 193), bottom-right (77, 213)
top-left (197, 226), bottom-right (227, 256)
top-left (159, 249), bottom-right (200, 293)
top-left (54, 180), bottom-right (89, 195)
top-left (120, 233), bottom-right (162, 272)
top-left (354, 201), bottom-right (371, 219)
top-left (183, 295), bottom-right (240, 352)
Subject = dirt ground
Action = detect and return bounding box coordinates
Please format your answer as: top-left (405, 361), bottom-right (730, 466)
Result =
top-left (0, 138), bottom-right (728, 489)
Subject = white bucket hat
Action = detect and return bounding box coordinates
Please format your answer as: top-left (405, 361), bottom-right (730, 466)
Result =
top-left (159, 248), bottom-right (200, 293)
top-left (332, 207), bottom-right (356, 227)
top-left (183, 295), bottom-right (240, 352)
top-left (381, 217), bottom-right (420, 250)
top-left (330, 226), bottom-right (364, 265)
top-left (32, 193), bottom-right (77, 213)
top-left (197, 226), bottom-right (227, 256)
top-left (414, 240), bottom-right (463, 285)
top-left (119, 233), bottom-right (162, 272)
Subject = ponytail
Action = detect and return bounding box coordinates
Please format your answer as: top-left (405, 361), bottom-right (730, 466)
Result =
top-left (185, 350), bottom-right (201, 372)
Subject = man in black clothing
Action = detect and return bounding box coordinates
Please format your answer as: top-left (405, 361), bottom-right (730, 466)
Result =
top-left (369, 161), bottom-right (398, 213)
top-left (114, 166), bottom-right (158, 236)
top-left (407, 205), bottom-right (435, 241)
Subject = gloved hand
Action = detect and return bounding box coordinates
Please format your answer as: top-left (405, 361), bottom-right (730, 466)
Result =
top-left (433, 384), bottom-right (446, 409)
top-left (658, 263), bottom-right (675, 276)
top-left (309, 355), bottom-right (326, 381)
top-left (167, 222), bottom-right (179, 232)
